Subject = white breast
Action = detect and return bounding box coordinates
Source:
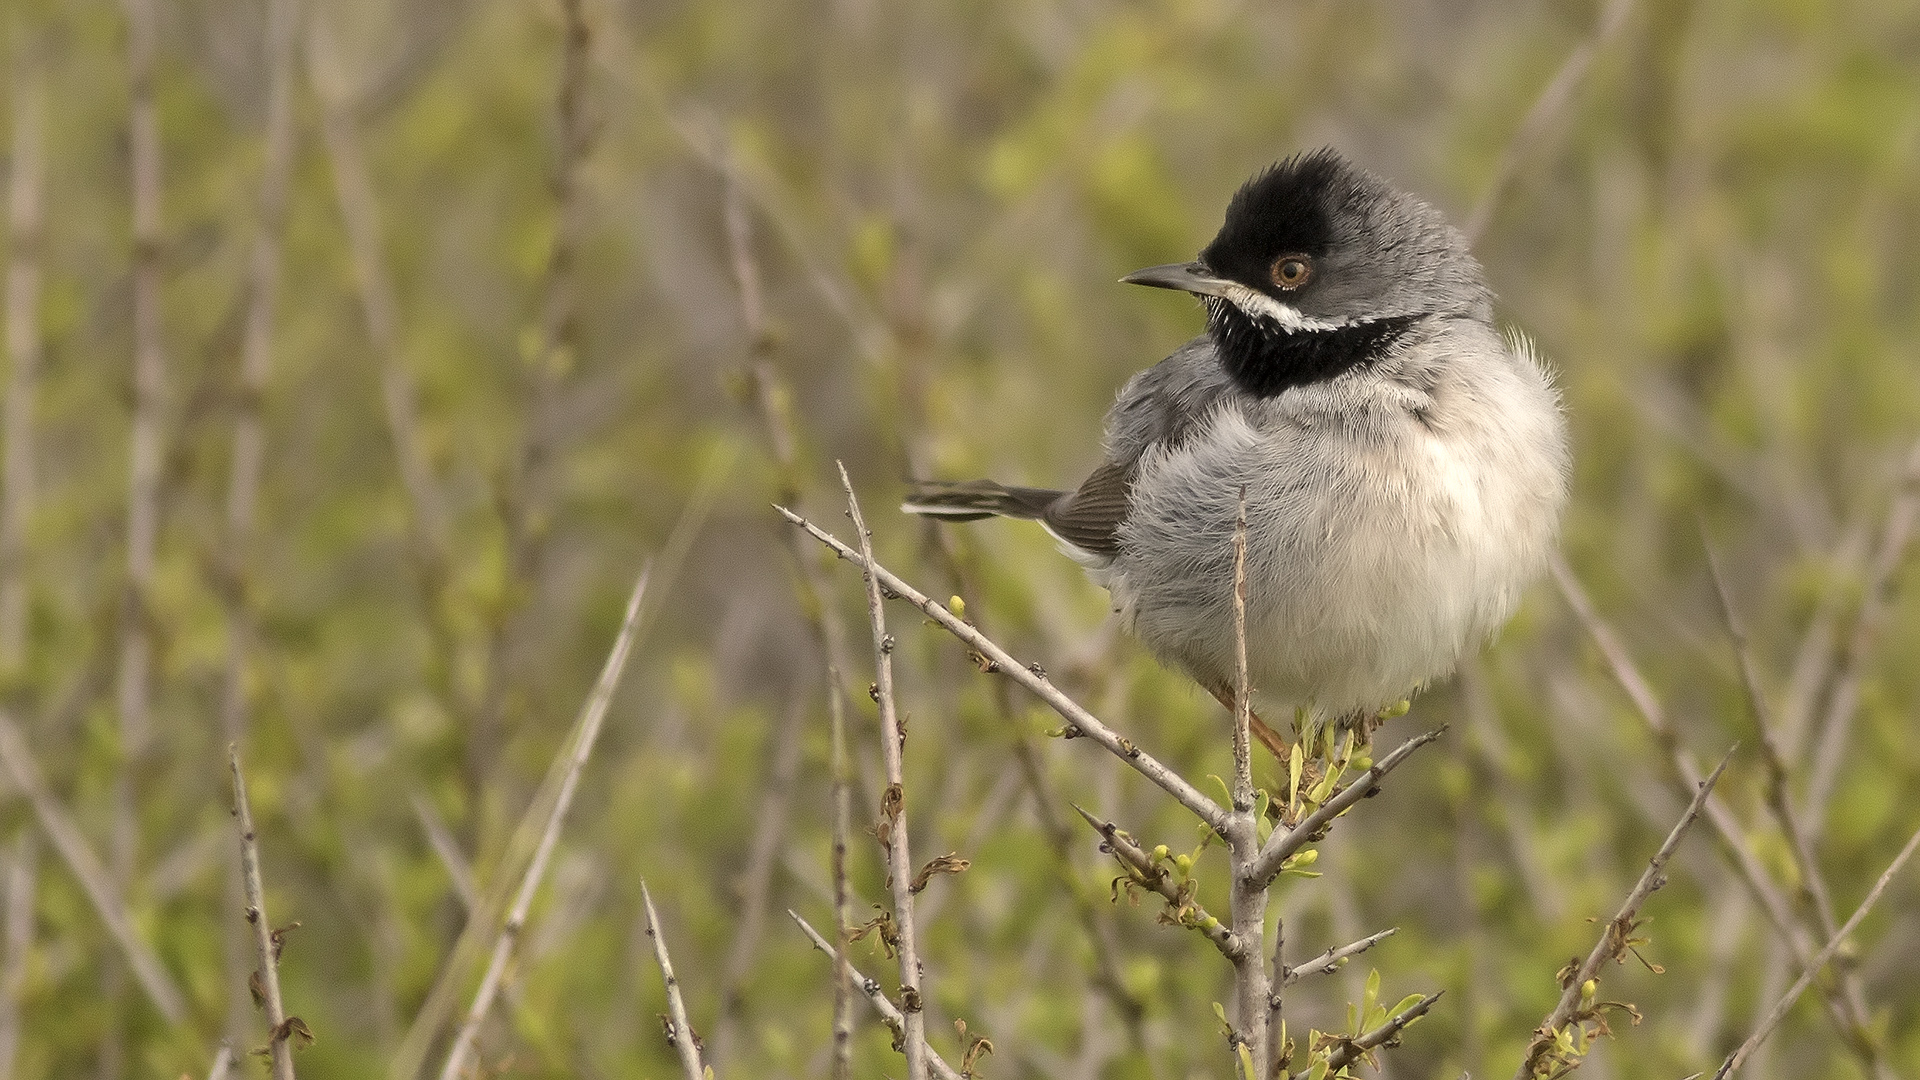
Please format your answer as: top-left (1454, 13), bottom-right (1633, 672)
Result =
top-left (1104, 327), bottom-right (1568, 720)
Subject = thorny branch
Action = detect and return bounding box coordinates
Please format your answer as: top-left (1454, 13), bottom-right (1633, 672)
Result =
top-left (1514, 749), bottom-right (1731, 1079)
top-left (643, 882), bottom-right (707, 1080)
top-left (1072, 805), bottom-right (1241, 961)
top-left (840, 465), bottom-right (931, 1080)
top-left (1714, 826), bottom-right (1920, 1079)
top-left (1284, 928), bottom-right (1398, 986)
top-left (230, 747), bottom-right (301, 1080)
top-left (437, 567), bottom-right (650, 1080)
top-left (777, 505), bottom-right (1229, 833)
top-left (789, 911), bottom-right (966, 1080)
top-left (1247, 728), bottom-right (1448, 885)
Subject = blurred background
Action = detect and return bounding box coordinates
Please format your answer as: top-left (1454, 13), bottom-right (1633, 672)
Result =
top-left (0, 0), bottom-right (1918, 1077)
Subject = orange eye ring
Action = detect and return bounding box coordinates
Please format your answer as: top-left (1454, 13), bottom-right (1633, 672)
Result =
top-left (1270, 254), bottom-right (1313, 290)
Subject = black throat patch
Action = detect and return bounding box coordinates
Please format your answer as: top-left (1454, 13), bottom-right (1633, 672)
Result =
top-left (1205, 301), bottom-right (1422, 398)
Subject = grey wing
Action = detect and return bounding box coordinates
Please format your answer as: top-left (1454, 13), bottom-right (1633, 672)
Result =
top-left (1046, 337), bottom-right (1234, 558)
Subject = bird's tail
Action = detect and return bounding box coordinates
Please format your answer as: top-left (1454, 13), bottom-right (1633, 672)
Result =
top-left (900, 479), bottom-right (1064, 522)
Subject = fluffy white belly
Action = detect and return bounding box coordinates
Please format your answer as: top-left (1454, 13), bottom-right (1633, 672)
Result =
top-left (1104, 371), bottom-right (1565, 719)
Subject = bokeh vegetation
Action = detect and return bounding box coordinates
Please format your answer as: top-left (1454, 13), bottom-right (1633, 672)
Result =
top-left (0, 0), bottom-right (1918, 1077)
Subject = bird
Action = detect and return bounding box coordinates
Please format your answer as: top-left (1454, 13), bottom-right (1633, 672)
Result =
top-left (903, 149), bottom-right (1569, 757)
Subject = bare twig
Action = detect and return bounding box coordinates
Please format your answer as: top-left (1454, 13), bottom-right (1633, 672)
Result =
top-left (436, 566), bottom-right (650, 1080)
top-left (1462, 0), bottom-right (1636, 243)
top-left (1714, 825), bottom-right (1920, 1080)
top-left (777, 505), bottom-right (1228, 833)
top-left (0, 44), bottom-right (46, 671)
top-left (1227, 491), bottom-right (1269, 1080)
top-left (231, 746), bottom-right (299, 1080)
top-left (788, 910), bottom-right (966, 1080)
top-left (205, 1043), bottom-right (234, 1080)
top-left (1552, 554), bottom-right (1887, 1073)
top-left (221, 0), bottom-right (300, 1045)
top-left (1247, 728), bottom-right (1448, 885)
top-left (1072, 805), bottom-right (1240, 960)
top-left (1513, 749), bottom-right (1731, 1080)
top-left (472, 0), bottom-right (596, 797)
top-left (307, 16), bottom-right (451, 566)
top-left (1702, 543), bottom-right (1846, 947)
top-left (113, 5), bottom-right (168, 1059)
top-left (411, 795), bottom-right (477, 912)
top-left (827, 666), bottom-right (855, 1080)
top-left (840, 464), bottom-right (930, 1080)
top-left (1283, 928), bottom-right (1398, 986)
top-left (0, 830), bottom-right (36, 1080)
top-left (643, 882), bottom-right (707, 1080)
top-left (1318, 991), bottom-right (1443, 1076)
top-left (0, 713), bottom-right (186, 1022)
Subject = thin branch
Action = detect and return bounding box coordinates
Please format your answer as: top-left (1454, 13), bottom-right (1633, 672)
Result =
top-left (777, 504), bottom-right (1229, 833)
top-left (642, 882), bottom-right (707, 1080)
top-left (205, 1043), bottom-right (234, 1080)
top-left (1071, 805), bottom-right (1240, 961)
top-left (1806, 438), bottom-right (1920, 828)
top-left (0, 712), bottom-right (187, 1022)
top-left (788, 910), bottom-right (966, 1080)
top-left (0, 830), bottom-right (35, 1080)
top-left (1283, 928), bottom-right (1398, 986)
top-left (1462, 0), bottom-right (1636, 243)
top-left (1227, 490), bottom-right (1269, 1080)
top-left (1701, 543), bottom-right (1845, 946)
top-left (839, 464), bottom-right (930, 1080)
top-left (0, 43), bottom-right (47, 671)
top-left (114, 9), bottom-right (167, 1060)
top-left (391, 480), bottom-right (714, 1080)
top-left (1247, 728), bottom-right (1448, 885)
top-left (1318, 991), bottom-right (1444, 1076)
top-left (828, 666), bottom-right (856, 1080)
top-left (1552, 553), bottom-right (1887, 1073)
top-left (472, 0), bottom-right (597, 801)
top-left (1513, 749), bottom-right (1731, 1080)
top-left (221, 0), bottom-right (301, 1046)
top-left (411, 795), bottom-right (477, 912)
top-left (307, 15), bottom-right (451, 565)
top-left (1714, 825), bottom-right (1920, 1080)
top-left (436, 566), bottom-right (650, 1080)
top-left (230, 746), bottom-right (298, 1080)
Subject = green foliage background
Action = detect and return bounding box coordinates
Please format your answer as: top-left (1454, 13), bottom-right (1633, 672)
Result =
top-left (1, 0), bottom-right (1918, 1077)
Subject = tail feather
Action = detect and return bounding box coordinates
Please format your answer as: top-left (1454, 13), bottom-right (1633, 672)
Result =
top-left (901, 479), bottom-right (1065, 522)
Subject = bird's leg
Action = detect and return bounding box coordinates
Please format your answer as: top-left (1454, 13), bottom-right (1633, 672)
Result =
top-left (1207, 684), bottom-right (1290, 763)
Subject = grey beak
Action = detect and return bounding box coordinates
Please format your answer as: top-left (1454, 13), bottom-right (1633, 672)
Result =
top-left (1121, 261), bottom-right (1234, 298)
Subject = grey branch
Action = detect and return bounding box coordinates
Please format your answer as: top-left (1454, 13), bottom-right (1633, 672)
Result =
top-left (230, 747), bottom-right (298, 1080)
top-left (0, 712), bottom-right (186, 1022)
top-left (0, 45), bottom-right (46, 671)
top-left (1071, 805), bottom-right (1241, 961)
top-left (436, 566), bottom-right (650, 1080)
top-left (1713, 825), bottom-right (1920, 1079)
top-left (777, 504), bottom-right (1229, 833)
top-left (1226, 492), bottom-right (1270, 1080)
top-left (1512, 749), bottom-right (1732, 1080)
top-left (0, 829), bottom-right (36, 1080)
top-left (840, 464), bottom-right (930, 1080)
top-left (1247, 728), bottom-right (1448, 885)
top-left (1316, 991), bottom-right (1444, 1076)
top-left (644, 882), bottom-right (708, 1080)
top-left (1552, 553), bottom-right (1888, 1073)
top-left (1284, 928), bottom-right (1399, 986)
top-left (788, 911), bottom-right (966, 1080)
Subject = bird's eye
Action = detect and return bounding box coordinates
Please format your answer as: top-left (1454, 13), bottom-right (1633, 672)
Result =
top-left (1270, 255), bottom-right (1313, 290)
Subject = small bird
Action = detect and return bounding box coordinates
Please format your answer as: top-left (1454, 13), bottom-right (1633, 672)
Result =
top-left (904, 150), bottom-right (1569, 754)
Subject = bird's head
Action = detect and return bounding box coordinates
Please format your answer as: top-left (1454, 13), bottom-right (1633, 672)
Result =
top-left (1124, 149), bottom-right (1490, 396)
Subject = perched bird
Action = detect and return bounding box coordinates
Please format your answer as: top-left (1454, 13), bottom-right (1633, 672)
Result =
top-left (904, 149), bottom-right (1568, 753)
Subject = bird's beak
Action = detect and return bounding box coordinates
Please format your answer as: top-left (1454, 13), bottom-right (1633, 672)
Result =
top-left (1121, 261), bottom-right (1234, 298)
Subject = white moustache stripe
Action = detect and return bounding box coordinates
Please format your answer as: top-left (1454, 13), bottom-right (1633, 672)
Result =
top-left (1218, 283), bottom-right (1352, 332)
